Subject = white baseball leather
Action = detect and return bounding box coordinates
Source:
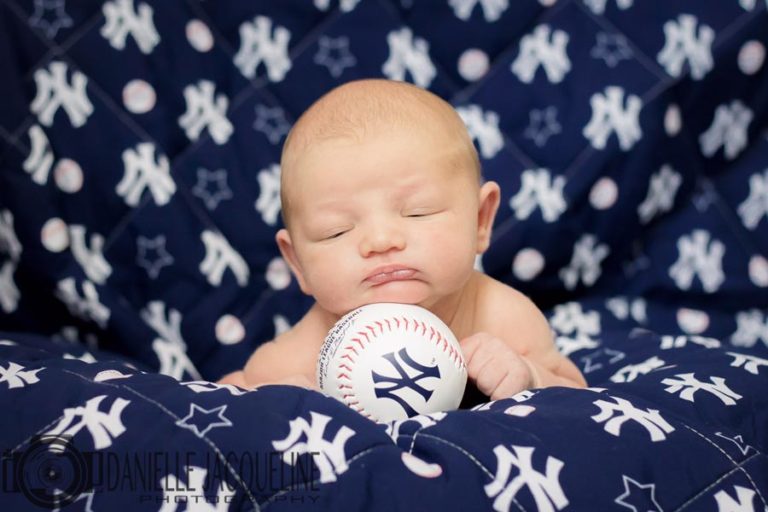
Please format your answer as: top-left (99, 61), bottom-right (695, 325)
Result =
top-left (317, 303), bottom-right (467, 422)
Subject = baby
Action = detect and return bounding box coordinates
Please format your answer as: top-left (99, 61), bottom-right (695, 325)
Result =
top-left (220, 79), bottom-right (586, 400)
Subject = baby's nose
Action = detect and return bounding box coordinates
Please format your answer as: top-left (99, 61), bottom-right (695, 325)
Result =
top-left (359, 223), bottom-right (406, 257)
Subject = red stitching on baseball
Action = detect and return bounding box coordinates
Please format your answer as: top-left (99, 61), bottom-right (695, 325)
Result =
top-left (333, 310), bottom-right (467, 423)
top-left (367, 315), bottom-right (465, 371)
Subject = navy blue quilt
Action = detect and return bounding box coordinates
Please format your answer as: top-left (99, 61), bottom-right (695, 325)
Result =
top-left (1, 0), bottom-right (767, 510)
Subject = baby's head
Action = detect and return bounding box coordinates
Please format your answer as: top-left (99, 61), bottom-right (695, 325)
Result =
top-left (276, 79), bottom-right (500, 315)
top-left (280, 79), bottom-right (482, 228)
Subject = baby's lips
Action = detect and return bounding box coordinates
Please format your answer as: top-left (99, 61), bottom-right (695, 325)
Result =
top-left (364, 267), bottom-right (418, 285)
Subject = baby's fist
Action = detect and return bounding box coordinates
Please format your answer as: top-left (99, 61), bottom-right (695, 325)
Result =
top-left (459, 332), bottom-right (536, 401)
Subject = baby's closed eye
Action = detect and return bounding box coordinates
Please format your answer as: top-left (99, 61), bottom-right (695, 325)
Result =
top-left (402, 207), bottom-right (444, 218)
top-left (310, 224), bottom-right (354, 242)
top-left (323, 229), bottom-right (349, 240)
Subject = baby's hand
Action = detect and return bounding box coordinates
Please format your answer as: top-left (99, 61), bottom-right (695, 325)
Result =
top-left (459, 332), bottom-right (538, 401)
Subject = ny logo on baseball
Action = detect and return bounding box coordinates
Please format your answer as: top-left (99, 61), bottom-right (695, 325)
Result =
top-left (317, 303), bottom-right (467, 422)
top-left (372, 347), bottom-right (442, 418)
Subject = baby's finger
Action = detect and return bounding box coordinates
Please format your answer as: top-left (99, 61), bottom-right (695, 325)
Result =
top-left (459, 332), bottom-right (493, 355)
top-left (489, 369), bottom-right (529, 401)
top-left (459, 332), bottom-right (496, 367)
top-left (464, 342), bottom-right (498, 385)
top-left (489, 355), bottom-right (537, 400)
top-left (474, 358), bottom-right (507, 398)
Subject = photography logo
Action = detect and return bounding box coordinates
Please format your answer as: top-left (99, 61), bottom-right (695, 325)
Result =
top-left (6, 435), bottom-right (89, 509)
top-left (4, 435), bottom-right (322, 507)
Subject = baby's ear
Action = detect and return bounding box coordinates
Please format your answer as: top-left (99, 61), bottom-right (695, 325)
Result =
top-left (275, 229), bottom-right (310, 294)
top-left (476, 181), bottom-right (500, 254)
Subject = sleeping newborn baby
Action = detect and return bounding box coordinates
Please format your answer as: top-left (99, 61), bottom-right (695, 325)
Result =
top-left (220, 79), bottom-right (586, 399)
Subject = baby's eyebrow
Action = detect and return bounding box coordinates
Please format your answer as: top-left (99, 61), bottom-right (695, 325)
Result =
top-left (299, 201), bottom-right (356, 225)
top-left (390, 173), bottom-right (441, 194)
top-left (310, 199), bottom-right (352, 213)
top-left (395, 182), bottom-right (423, 197)
top-left (396, 180), bottom-right (444, 200)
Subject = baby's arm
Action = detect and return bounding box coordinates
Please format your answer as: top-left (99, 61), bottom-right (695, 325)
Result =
top-left (218, 340), bottom-right (316, 389)
top-left (218, 307), bottom-right (326, 389)
top-left (464, 275), bottom-right (586, 399)
top-left (218, 367), bottom-right (314, 389)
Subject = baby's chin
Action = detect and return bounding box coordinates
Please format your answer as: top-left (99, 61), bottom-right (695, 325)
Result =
top-left (326, 281), bottom-right (433, 314)
top-left (363, 280), bottom-right (433, 305)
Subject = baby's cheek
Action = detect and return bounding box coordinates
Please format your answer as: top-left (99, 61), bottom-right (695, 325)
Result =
top-left (306, 263), bottom-right (357, 310)
top-left (426, 229), bottom-right (476, 272)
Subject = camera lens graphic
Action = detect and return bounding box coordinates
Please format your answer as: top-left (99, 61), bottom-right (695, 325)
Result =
top-left (17, 436), bottom-right (88, 509)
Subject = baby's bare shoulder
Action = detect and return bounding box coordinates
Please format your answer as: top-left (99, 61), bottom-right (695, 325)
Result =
top-left (243, 305), bottom-right (328, 384)
top-left (473, 272), bottom-right (553, 353)
top-left (475, 272), bottom-right (536, 314)
top-left (472, 273), bottom-right (585, 385)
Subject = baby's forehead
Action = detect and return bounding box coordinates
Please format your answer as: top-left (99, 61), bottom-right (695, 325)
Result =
top-left (298, 101), bottom-right (449, 146)
top-left (280, 80), bottom-right (481, 222)
top-left (283, 119), bottom-right (464, 183)
top-left (288, 124), bottom-right (465, 171)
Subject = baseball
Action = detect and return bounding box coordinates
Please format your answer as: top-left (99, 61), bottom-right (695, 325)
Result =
top-left (513, 248), bottom-right (545, 281)
top-left (589, 177), bottom-right (618, 210)
top-left (53, 158), bottom-right (84, 193)
top-left (186, 19), bottom-right (214, 53)
top-left (738, 40), bottom-right (765, 75)
top-left (215, 314), bottom-right (245, 345)
top-left (40, 217), bottom-right (70, 253)
top-left (123, 79), bottom-right (156, 114)
top-left (458, 48), bottom-right (489, 82)
top-left (317, 303), bottom-right (467, 422)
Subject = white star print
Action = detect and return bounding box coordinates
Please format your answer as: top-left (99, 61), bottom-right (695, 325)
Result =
top-left (136, 235), bottom-right (174, 279)
top-left (314, 35), bottom-right (357, 78)
top-left (714, 432), bottom-right (755, 456)
top-left (176, 403), bottom-right (233, 437)
top-left (615, 475), bottom-right (662, 512)
top-left (191, 168), bottom-right (233, 210)
top-left (524, 106), bottom-right (561, 147)
top-left (591, 32), bottom-right (633, 68)
top-left (28, 0), bottom-right (73, 38)
top-left (253, 104), bottom-right (291, 144)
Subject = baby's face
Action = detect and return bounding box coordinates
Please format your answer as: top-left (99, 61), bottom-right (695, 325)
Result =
top-left (279, 128), bottom-right (489, 316)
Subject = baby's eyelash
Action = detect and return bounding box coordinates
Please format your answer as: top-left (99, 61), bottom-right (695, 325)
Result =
top-left (324, 230), bottom-right (347, 240)
top-left (404, 208), bottom-right (443, 218)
